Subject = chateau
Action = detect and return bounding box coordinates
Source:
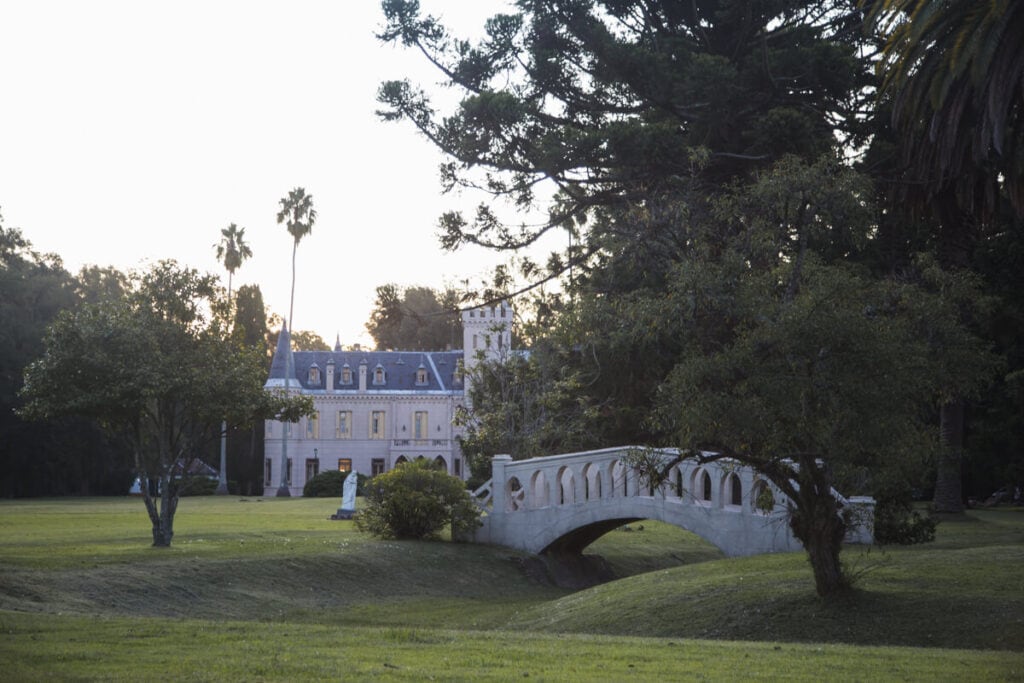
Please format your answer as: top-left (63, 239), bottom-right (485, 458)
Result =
top-left (263, 302), bottom-right (512, 495)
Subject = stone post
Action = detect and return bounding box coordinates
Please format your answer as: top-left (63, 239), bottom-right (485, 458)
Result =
top-left (491, 454), bottom-right (512, 513)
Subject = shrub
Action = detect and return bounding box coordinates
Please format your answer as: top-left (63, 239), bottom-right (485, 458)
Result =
top-left (355, 459), bottom-right (481, 540)
top-left (874, 495), bottom-right (937, 545)
top-left (303, 470), bottom-right (364, 498)
top-left (175, 476), bottom-right (218, 496)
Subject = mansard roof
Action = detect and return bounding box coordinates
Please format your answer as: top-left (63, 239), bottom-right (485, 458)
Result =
top-left (269, 345), bottom-right (464, 393)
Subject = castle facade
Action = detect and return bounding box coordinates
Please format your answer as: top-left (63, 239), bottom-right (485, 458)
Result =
top-left (263, 302), bottom-right (511, 495)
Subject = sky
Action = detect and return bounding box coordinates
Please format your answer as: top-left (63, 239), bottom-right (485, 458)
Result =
top-left (0, 1), bottom-right (556, 347)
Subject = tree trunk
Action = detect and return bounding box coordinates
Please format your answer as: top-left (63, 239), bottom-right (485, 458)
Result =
top-left (933, 399), bottom-right (966, 512)
top-left (788, 470), bottom-right (850, 597)
top-left (141, 478), bottom-right (176, 547)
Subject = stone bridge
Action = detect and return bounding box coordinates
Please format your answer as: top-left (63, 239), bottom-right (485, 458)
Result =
top-left (470, 446), bottom-right (874, 558)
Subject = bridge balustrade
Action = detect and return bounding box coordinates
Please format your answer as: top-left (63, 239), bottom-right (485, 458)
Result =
top-left (486, 447), bottom-right (785, 517)
top-left (472, 446), bottom-right (874, 558)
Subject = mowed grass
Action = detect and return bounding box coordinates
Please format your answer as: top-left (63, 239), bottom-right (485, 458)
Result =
top-left (1, 496), bottom-right (1022, 681)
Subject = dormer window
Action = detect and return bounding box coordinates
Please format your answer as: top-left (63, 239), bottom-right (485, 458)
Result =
top-left (373, 364), bottom-right (386, 386)
top-left (307, 364), bottom-right (321, 385)
top-left (340, 364), bottom-right (352, 384)
top-left (416, 365), bottom-right (429, 385)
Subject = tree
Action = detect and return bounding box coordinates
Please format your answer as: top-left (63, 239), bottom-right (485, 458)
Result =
top-left (457, 338), bottom-right (603, 484)
top-left (866, 0), bottom-right (1024, 217)
top-left (213, 223), bottom-right (253, 494)
top-left (865, 0), bottom-right (1024, 511)
top-left (20, 261), bottom-right (311, 546)
top-left (230, 284), bottom-right (271, 495)
top-left (355, 458), bottom-right (481, 540)
top-left (378, 0), bottom-right (870, 253)
top-left (275, 187), bottom-right (317, 496)
top-left (647, 254), bottom-right (993, 595)
top-left (0, 215), bottom-right (132, 497)
top-left (290, 330), bottom-right (330, 351)
top-left (377, 2), bottom-right (1002, 596)
top-left (366, 283), bottom-right (463, 350)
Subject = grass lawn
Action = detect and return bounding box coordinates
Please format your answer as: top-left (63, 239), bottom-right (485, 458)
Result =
top-left (1, 496), bottom-right (1022, 681)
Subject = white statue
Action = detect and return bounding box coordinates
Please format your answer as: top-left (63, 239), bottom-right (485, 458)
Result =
top-left (340, 471), bottom-right (357, 513)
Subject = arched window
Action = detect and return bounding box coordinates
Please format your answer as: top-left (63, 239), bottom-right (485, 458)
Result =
top-left (433, 455), bottom-right (446, 471)
top-left (751, 480), bottom-right (775, 514)
top-left (730, 474), bottom-right (743, 506)
top-left (340, 365), bottom-right (352, 384)
top-left (692, 468), bottom-right (712, 503)
top-left (373, 364), bottom-right (386, 385)
top-left (557, 467), bottom-right (575, 505)
top-left (531, 470), bottom-right (549, 509)
top-left (610, 460), bottom-right (627, 497)
top-left (307, 364), bottom-right (321, 385)
top-left (582, 463), bottom-right (601, 501)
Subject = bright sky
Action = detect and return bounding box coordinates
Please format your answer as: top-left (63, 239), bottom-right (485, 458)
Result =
top-left (1, 1), bottom-right (555, 347)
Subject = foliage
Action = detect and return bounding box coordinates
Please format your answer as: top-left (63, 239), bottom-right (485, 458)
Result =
top-left (865, 0), bottom-right (1024, 215)
top-left (863, 1), bottom-right (1024, 511)
top-left (290, 330), bottom-right (330, 351)
top-left (302, 469), bottom-right (365, 498)
top-left (19, 261), bottom-right (312, 545)
top-left (873, 498), bottom-right (936, 546)
top-left (457, 339), bottom-right (603, 483)
top-left (213, 223), bottom-right (252, 287)
top-left (366, 283), bottom-right (463, 351)
top-left (355, 459), bottom-right (481, 540)
top-left (0, 217), bottom-right (135, 497)
top-left (175, 476), bottom-right (218, 497)
top-left (378, 0), bottom-right (871, 252)
top-left (376, 0), bottom-right (1014, 597)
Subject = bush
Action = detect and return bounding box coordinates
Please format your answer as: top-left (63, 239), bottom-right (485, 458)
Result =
top-left (355, 459), bottom-right (481, 540)
top-left (303, 470), bottom-right (364, 498)
top-left (874, 495), bottom-right (937, 545)
top-left (175, 476), bottom-right (218, 496)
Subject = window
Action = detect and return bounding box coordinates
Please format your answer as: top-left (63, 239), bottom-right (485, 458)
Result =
top-left (340, 365), bottom-right (352, 384)
top-left (373, 365), bottom-right (385, 385)
top-left (453, 458), bottom-right (461, 477)
top-left (306, 412), bottom-right (320, 439)
top-left (472, 334), bottom-right (478, 350)
top-left (308, 365), bottom-right (321, 385)
top-left (286, 458), bottom-right (292, 486)
top-left (305, 458), bottom-right (319, 481)
top-left (336, 411), bottom-right (352, 439)
top-left (370, 411), bottom-right (386, 439)
top-left (416, 366), bottom-right (428, 385)
top-left (371, 458), bottom-right (386, 476)
top-left (337, 458), bottom-right (352, 473)
top-left (730, 474), bottom-right (743, 506)
top-left (264, 458), bottom-right (272, 486)
top-left (414, 411), bottom-right (428, 440)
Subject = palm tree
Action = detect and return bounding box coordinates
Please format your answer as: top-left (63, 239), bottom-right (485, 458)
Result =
top-left (869, 0), bottom-right (1024, 216)
top-left (213, 223), bottom-right (253, 494)
top-left (867, 0), bottom-right (1024, 511)
top-left (275, 188), bottom-right (317, 496)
